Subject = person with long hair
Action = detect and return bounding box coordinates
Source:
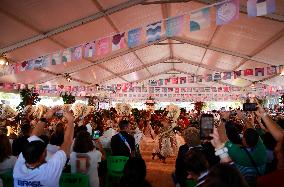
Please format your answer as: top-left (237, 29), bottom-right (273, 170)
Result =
top-left (0, 134), bottom-right (17, 174)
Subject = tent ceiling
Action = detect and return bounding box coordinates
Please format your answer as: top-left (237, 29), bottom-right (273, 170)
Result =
top-left (0, 0), bottom-right (284, 89)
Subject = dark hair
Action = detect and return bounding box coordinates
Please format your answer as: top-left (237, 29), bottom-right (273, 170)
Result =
top-left (119, 120), bottom-right (130, 131)
top-left (22, 141), bottom-right (46, 164)
top-left (184, 149), bottom-right (209, 176)
top-left (203, 163), bottom-right (249, 187)
top-left (244, 128), bottom-right (259, 148)
top-left (21, 123), bottom-right (32, 136)
top-left (0, 134), bottom-right (12, 162)
top-left (225, 121), bottom-right (242, 145)
top-left (120, 157), bottom-right (151, 187)
top-left (12, 136), bottom-right (29, 156)
top-left (74, 125), bottom-right (88, 138)
top-left (73, 131), bottom-right (94, 153)
top-left (262, 132), bottom-right (277, 150)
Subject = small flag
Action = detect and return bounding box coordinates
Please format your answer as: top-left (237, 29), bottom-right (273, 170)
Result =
top-left (190, 7), bottom-right (211, 32)
top-left (71, 46), bottom-right (82, 61)
top-left (247, 0), bottom-right (275, 17)
top-left (148, 80), bottom-right (157, 86)
top-left (223, 72), bottom-right (232, 80)
top-left (205, 74), bottom-right (213, 82)
top-left (158, 79), bottom-right (164, 86)
top-left (168, 87), bottom-right (174, 92)
top-left (211, 87), bottom-right (217, 92)
top-left (165, 78), bottom-right (171, 85)
top-left (175, 88), bottom-right (180, 93)
top-left (112, 33), bottom-right (126, 51)
top-left (51, 52), bottom-right (61, 65)
top-left (166, 15), bottom-right (184, 37)
top-left (97, 37), bottom-right (110, 56)
top-left (84, 42), bottom-right (95, 58)
top-left (188, 76), bottom-right (195, 83)
top-left (180, 77), bottom-right (187, 84)
top-left (244, 69), bottom-right (254, 76)
top-left (26, 59), bottom-right (34, 70)
top-left (234, 70), bottom-right (242, 79)
top-left (267, 66), bottom-right (277, 75)
top-left (224, 87), bottom-right (231, 92)
top-left (128, 28), bottom-right (142, 48)
top-left (172, 77), bottom-right (179, 84)
top-left (216, 0), bottom-right (239, 25)
top-left (146, 21), bottom-right (162, 43)
top-left (42, 55), bottom-right (50, 67)
top-left (196, 76), bottom-right (203, 83)
top-left (213, 72), bottom-right (222, 81)
top-left (255, 67), bottom-right (265, 76)
top-left (33, 57), bottom-right (43, 68)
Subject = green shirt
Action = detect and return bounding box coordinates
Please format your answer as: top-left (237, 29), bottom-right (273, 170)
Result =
top-left (225, 139), bottom-right (267, 169)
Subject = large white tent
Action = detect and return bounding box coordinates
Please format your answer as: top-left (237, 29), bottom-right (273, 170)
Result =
top-left (0, 0), bottom-right (284, 101)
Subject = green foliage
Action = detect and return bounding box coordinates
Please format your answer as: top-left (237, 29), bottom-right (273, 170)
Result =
top-left (16, 88), bottom-right (41, 115)
top-left (131, 108), bottom-right (140, 124)
top-left (60, 92), bottom-right (75, 104)
top-left (280, 94), bottom-right (284, 105)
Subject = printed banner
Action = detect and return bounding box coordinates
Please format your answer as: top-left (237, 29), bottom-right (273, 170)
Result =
top-left (112, 33), bottom-right (126, 51)
top-left (128, 28), bottom-right (142, 48)
top-left (216, 0), bottom-right (239, 25)
top-left (62, 49), bottom-right (72, 63)
top-left (146, 21), bottom-right (162, 43)
top-left (190, 7), bottom-right (211, 32)
top-left (84, 42), bottom-right (96, 58)
top-left (71, 46), bottom-right (83, 61)
top-left (247, 0), bottom-right (275, 17)
top-left (97, 37), bottom-right (110, 56)
top-left (166, 15), bottom-right (184, 37)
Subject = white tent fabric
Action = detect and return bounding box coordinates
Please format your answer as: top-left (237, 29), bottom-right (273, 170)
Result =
top-left (0, 0), bottom-right (284, 90)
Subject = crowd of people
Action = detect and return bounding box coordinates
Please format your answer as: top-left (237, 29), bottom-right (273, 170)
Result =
top-left (0, 99), bottom-right (283, 187)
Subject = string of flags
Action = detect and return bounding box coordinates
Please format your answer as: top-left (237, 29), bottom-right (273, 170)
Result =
top-left (0, 0), bottom-right (277, 77)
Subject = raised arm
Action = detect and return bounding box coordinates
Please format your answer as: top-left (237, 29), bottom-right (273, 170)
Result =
top-left (31, 108), bottom-right (55, 137)
top-left (255, 101), bottom-right (284, 141)
top-left (60, 111), bottom-right (75, 156)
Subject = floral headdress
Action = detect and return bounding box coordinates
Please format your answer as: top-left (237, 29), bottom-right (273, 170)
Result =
top-left (166, 104), bottom-right (180, 122)
top-left (115, 103), bottom-right (132, 117)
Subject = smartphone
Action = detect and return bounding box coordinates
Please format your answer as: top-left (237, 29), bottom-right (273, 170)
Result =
top-left (243, 103), bottom-right (257, 111)
top-left (54, 110), bottom-right (64, 118)
top-left (200, 114), bottom-right (214, 140)
top-left (93, 130), bottom-right (100, 140)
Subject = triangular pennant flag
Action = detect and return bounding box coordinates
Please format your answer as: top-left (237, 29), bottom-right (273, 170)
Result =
top-left (84, 42), bottom-right (96, 58)
top-left (234, 70), bottom-right (242, 79)
top-left (190, 7), bottom-right (211, 32)
top-left (166, 15), bottom-right (184, 37)
top-left (146, 21), bottom-right (162, 43)
top-left (180, 77), bottom-right (187, 84)
top-left (112, 33), bottom-right (126, 51)
top-left (216, 0), bottom-right (239, 25)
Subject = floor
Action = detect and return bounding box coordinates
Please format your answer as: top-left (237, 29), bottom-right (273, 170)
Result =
top-left (140, 138), bottom-right (178, 187)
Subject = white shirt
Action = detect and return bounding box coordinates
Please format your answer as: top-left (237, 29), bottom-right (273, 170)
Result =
top-left (70, 150), bottom-right (102, 187)
top-left (13, 136), bottom-right (67, 187)
top-left (46, 144), bottom-right (60, 161)
top-left (0, 156), bottom-right (17, 174)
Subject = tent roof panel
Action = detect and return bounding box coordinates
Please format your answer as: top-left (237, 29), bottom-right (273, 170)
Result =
top-left (173, 43), bottom-right (206, 62)
top-left (122, 69), bottom-right (151, 82)
top-left (135, 45), bottom-right (170, 64)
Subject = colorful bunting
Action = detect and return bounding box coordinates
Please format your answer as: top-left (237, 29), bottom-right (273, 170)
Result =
top-left (62, 49), bottom-right (72, 63)
top-left (244, 69), bottom-right (254, 76)
top-left (71, 46), bottom-right (83, 61)
top-left (255, 67), bottom-right (265, 76)
top-left (216, 0), bottom-right (239, 25)
top-left (190, 7), bottom-right (211, 32)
